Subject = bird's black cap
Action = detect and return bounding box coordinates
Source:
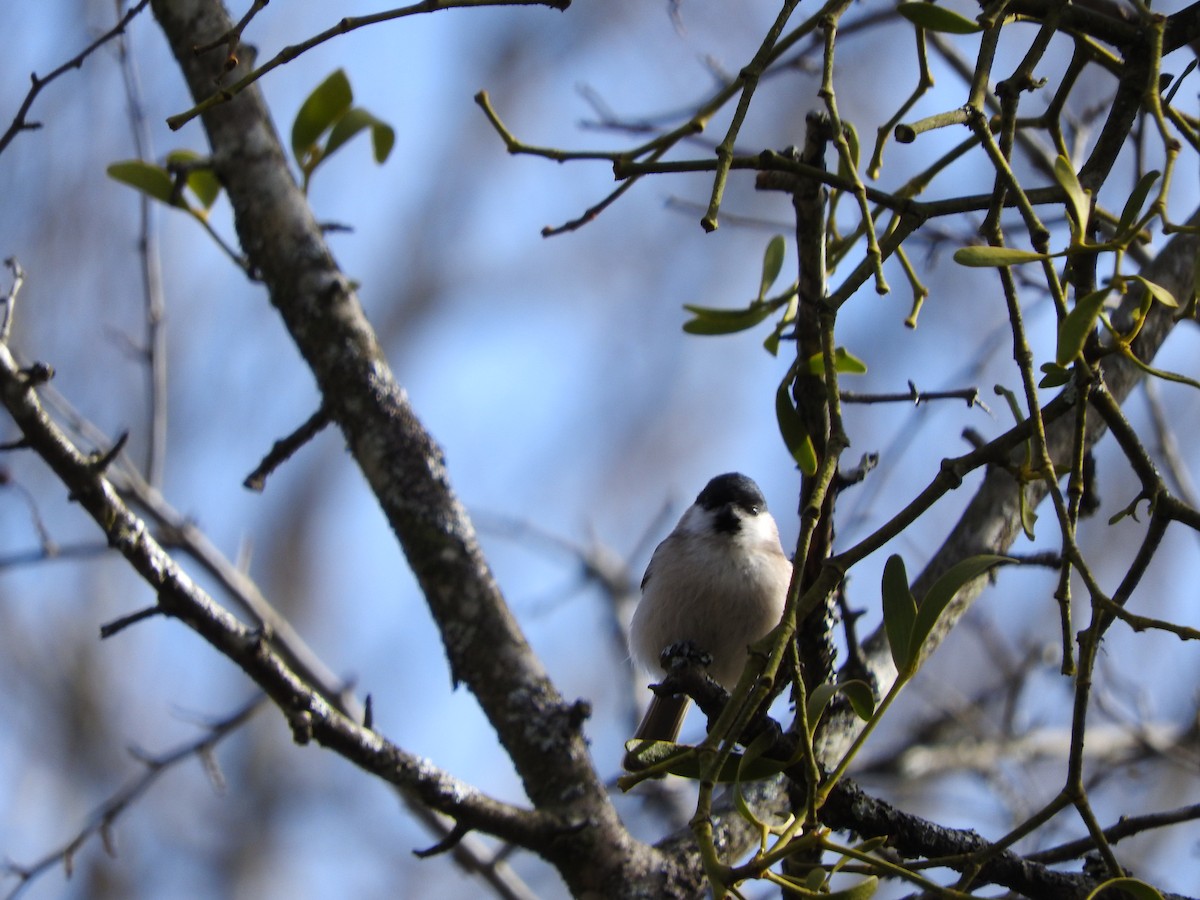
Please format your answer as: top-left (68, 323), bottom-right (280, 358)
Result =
top-left (695, 472), bottom-right (767, 514)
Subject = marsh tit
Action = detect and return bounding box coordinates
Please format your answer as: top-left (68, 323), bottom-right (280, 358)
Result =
top-left (628, 473), bottom-right (792, 744)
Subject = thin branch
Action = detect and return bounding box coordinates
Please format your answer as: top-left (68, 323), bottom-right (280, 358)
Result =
top-left (0, 1), bottom-right (152, 158)
top-left (2, 695), bottom-right (265, 900)
top-left (0, 259), bottom-right (23, 343)
top-left (99, 604), bottom-right (163, 638)
top-left (1143, 378), bottom-right (1200, 510)
top-left (166, 0), bottom-right (572, 131)
top-left (114, 7), bottom-right (169, 489)
top-left (0, 541), bottom-right (110, 569)
top-left (192, 0), bottom-right (271, 63)
top-left (1031, 803), bottom-right (1200, 865)
top-left (8, 345), bottom-right (544, 899)
top-left (242, 405), bottom-right (330, 492)
top-left (701, 0), bottom-right (802, 232)
top-left (0, 336), bottom-right (557, 853)
top-left (839, 382), bottom-right (982, 408)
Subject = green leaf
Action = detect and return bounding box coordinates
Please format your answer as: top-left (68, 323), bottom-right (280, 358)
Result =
top-left (372, 120), bottom-right (396, 162)
top-left (806, 346), bottom-right (868, 376)
top-left (1019, 491), bottom-right (1038, 540)
top-left (1130, 275), bottom-right (1178, 308)
top-left (1085, 877), bottom-right (1164, 900)
top-left (1127, 285), bottom-right (1154, 338)
top-left (908, 555), bottom-right (1011, 669)
top-left (683, 302), bottom-right (776, 335)
top-left (825, 878), bottom-right (879, 900)
top-left (854, 836), bottom-right (889, 855)
top-left (165, 149), bottom-right (221, 209)
top-left (622, 738), bottom-right (691, 773)
top-left (953, 246), bottom-right (1047, 267)
top-left (186, 168), bottom-right (221, 210)
top-left (897, 2), bottom-right (982, 33)
top-left (759, 235), bottom-right (786, 301)
top-left (1056, 288), bottom-right (1109, 366)
top-left (734, 728), bottom-right (788, 823)
top-left (841, 679), bottom-right (876, 719)
top-left (325, 107), bottom-right (396, 163)
top-left (1054, 154), bottom-right (1090, 241)
top-left (106, 160), bottom-right (180, 208)
top-left (806, 683), bottom-right (840, 731)
top-left (1163, 58), bottom-right (1198, 106)
top-left (834, 346), bottom-right (867, 374)
top-left (803, 869), bottom-right (827, 891)
top-left (776, 381), bottom-right (817, 475)
top-left (881, 555), bottom-right (917, 675)
top-left (291, 69), bottom-right (353, 163)
top-left (763, 293), bottom-right (798, 356)
top-left (1117, 170), bottom-right (1160, 236)
top-left (621, 738), bottom-right (784, 782)
top-left (806, 680), bottom-right (876, 732)
top-left (1038, 362), bottom-right (1071, 388)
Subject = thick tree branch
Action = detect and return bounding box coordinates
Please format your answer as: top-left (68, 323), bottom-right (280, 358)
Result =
top-left (0, 342), bottom-right (555, 852)
top-left (10, 356), bottom-right (542, 899)
top-left (820, 778), bottom-right (1195, 900)
top-left (146, 1), bottom-right (668, 894)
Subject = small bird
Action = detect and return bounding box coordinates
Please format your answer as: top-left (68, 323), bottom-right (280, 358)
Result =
top-left (628, 473), bottom-right (792, 744)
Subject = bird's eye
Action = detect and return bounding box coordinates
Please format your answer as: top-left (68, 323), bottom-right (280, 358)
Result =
top-left (748, 505), bottom-right (760, 515)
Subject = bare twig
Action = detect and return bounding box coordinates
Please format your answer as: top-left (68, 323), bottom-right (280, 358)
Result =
top-left (166, 0), bottom-right (572, 131)
top-left (0, 1), bottom-right (152, 158)
top-left (1030, 803), bottom-right (1200, 865)
top-left (99, 604), bottom-right (163, 638)
top-left (1, 329), bottom-right (544, 900)
top-left (192, 0), bottom-right (271, 66)
top-left (114, 6), bottom-right (169, 489)
top-left (0, 542), bottom-right (109, 568)
top-left (242, 405), bottom-right (331, 492)
top-left (0, 335), bottom-right (557, 856)
top-left (1143, 378), bottom-right (1200, 510)
top-left (0, 259), bottom-right (23, 343)
top-left (839, 382), bottom-right (983, 409)
top-left (2, 695), bottom-right (265, 900)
